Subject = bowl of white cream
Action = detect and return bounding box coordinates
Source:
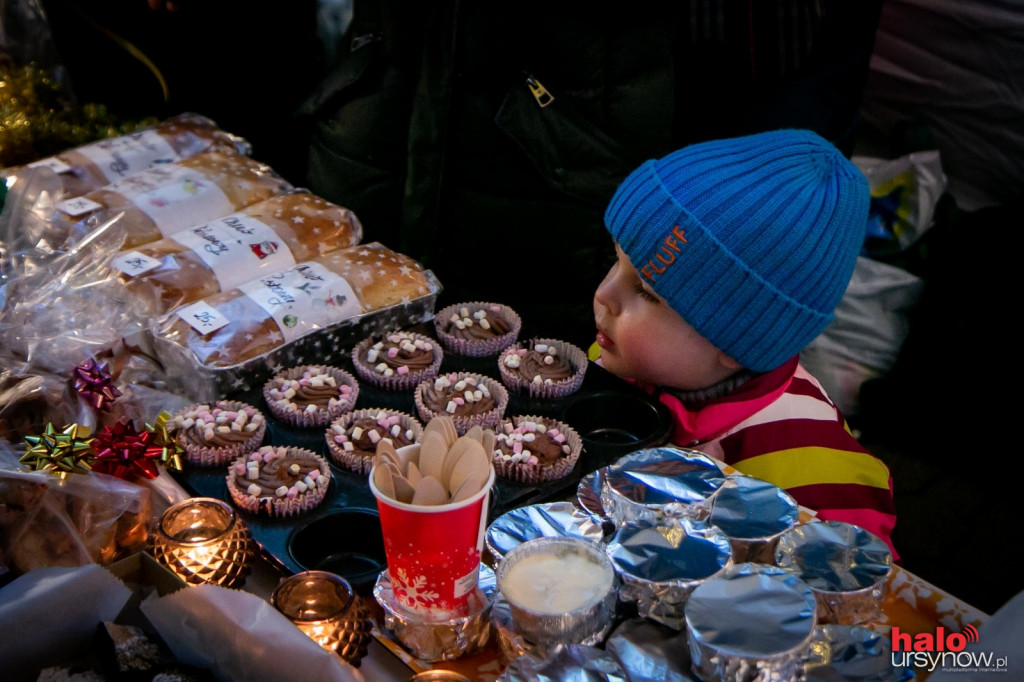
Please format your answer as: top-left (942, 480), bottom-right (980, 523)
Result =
top-left (496, 535), bottom-right (617, 646)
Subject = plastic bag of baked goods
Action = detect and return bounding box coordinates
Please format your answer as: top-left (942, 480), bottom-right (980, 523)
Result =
top-left (154, 242), bottom-right (438, 368)
top-left (1, 112), bottom-right (252, 198)
top-left (0, 459), bottom-right (152, 579)
top-left (52, 150), bottom-right (293, 250)
top-left (111, 191), bottom-right (364, 317)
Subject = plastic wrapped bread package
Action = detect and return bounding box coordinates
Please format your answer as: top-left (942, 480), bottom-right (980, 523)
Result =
top-left (151, 242), bottom-right (442, 401)
top-left (112, 191), bottom-right (364, 317)
top-left (3, 112), bottom-right (251, 198)
top-left (54, 151), bottom-right (293, 250)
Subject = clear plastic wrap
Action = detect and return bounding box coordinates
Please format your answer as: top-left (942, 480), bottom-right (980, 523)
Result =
top-left (114, 191), bottom-right (364, 316)
top-left (56, 151), bottom-right (293, 250)
top-left (2, 112), bottom-right (253, 198)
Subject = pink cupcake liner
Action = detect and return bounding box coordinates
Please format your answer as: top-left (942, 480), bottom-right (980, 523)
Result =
top-left (226, 446), bottom-right (331, 518)
top-left (497, 338), bottom-right (588, 399)
top-left (325, 408), bottom-right (424, 475)
top-left (413, 371), bottom-right (509, 435)
top-left (170, 399), bottom-right (267, 468)
top-left (350, 331), bottom-right (443, 391)
top-left (491, 415), bottom-right (582, 484)
top-left (433, 301), bottom-right (522, 358)
top-left (262, 364), bottom-right (359, 427)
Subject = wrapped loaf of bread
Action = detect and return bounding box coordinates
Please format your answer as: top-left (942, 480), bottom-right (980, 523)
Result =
top-left (156, 242), bottom-right (437, 368)
top-left (5, 112), bottom-right (250, 198)
top-left (56, 151), bottom-right (293, 250)
top-left (113, 191), bottom-right (364, 316)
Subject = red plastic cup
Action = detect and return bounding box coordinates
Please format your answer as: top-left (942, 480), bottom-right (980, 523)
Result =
top-left (369, 444), bottom-right (495, 619)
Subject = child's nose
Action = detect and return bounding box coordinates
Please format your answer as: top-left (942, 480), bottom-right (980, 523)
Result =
top-left (594, 272), bottom-right (619, 316)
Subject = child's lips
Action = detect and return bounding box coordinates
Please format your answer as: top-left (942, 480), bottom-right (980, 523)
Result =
top-left (596, 329), bottom-right (614, 351)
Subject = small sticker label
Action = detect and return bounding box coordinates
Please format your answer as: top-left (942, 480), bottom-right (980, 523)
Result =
top-left (176, 301), bottom-right (230, 334)
top-left (57, 196), bottom-right (104, 217)
top-left (28, 157), bottom-right (72, 174)
top-left (453, 565), bottom-right (480, 599)
top-left (75, 130), bottom-right (179, 182)
top-left (239, 261), bottom-right (361, 344)
top-left (111, 251), bottom-right (162, 277)
top-left (170, 213), bottom-right (296, 290)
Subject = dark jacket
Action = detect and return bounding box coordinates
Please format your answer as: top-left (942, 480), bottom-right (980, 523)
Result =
top-left (299, 1), bottom-right (883, 346)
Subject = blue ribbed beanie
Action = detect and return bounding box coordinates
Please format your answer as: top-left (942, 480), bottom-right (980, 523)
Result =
top-left (605, 129), bottom-right (868, 372)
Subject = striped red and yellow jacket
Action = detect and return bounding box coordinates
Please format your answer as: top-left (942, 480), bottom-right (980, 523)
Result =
top-left (653, 356), bottom-right (899, 560)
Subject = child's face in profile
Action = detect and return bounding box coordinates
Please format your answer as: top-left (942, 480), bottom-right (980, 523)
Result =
top-left (593, 246), bottom-right (739, 390)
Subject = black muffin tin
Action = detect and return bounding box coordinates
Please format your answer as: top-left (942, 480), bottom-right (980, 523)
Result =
top-left (171, 323), bottom-right (672, 593)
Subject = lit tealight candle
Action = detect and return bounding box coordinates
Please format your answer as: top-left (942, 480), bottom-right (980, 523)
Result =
top-left (271, 571), bottom-right (372, 667)
top-left (150, 497), bottom-right (253, 588)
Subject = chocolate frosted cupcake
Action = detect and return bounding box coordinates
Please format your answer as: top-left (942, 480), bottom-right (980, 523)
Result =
top-left (434, 301), bottom-right (521, 357)
top-left (498, 338), bottom-right (587, 399)
top-left (226, 445), bottom-right (331, 518)
top-left (491, 415), bottom-right (582, 484)
top-left (350, 330), bottom-right (443, 391)
top-left (413, 371), bottom-right (508, 434)
top-left (262, 365), bottom-right (359, 427)
top-left (326, 408), bottom-right (424, 474)
top-left (168, 400), bottom-right (266, 467)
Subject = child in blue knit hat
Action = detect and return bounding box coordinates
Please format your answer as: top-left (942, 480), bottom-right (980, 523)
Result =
top-left (593, 128), bottom-right (898, 557)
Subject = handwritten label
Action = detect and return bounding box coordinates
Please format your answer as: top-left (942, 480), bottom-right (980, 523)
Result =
top-left (111, 251), bottom-right (162, 277)
top-left (75, 130), bottom-right (179, 182)
top-left (57, 196), bottom-right (104, 217)
top-left (170, 213), bottom-right (296, 290)
top-left (176, 301), bottom-right (230, 334)
top-left (239, 261), bottom-right (361, 344)
top-left (107, 164), bottom-right (233, 237)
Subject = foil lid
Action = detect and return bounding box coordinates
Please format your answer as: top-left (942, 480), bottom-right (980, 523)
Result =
top-left (805, 625), bottom-right (916, 681)
top-left (775, 520), bottom-right (892, 592)
top-left (708, 475), bottom-right (800, 540)
top-left (486, 501), bottom-right (606, 561)
top-left (605, 518), bottom-right (732, 630)
top-left (685, 562), bottom-right (817, 680)
top-left (373, 564), bottom-right (495, 662)
top-left (604, 617), bottom-right (697, 682)
top-left (600, 447), bottom-right (726, 526)
top-left (497, 643), bottom-right (628, 682)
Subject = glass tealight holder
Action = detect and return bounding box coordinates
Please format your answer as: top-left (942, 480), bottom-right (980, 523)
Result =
top-left (150, 497), bottom-right (253, 588)
top-left (272, 570), bottom-right (374, 667)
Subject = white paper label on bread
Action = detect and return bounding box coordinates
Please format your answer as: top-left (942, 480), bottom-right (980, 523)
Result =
top-left (57, 195), bottom-right (105, 217)
top-left (74, 130), bottom-right (180, 183)
top-left (111, 250), bottom-right (162, 277)
top-left (107, 164), bottom-right (233, 237)
top-left (28, 157), bottom-right (72, 174)
top-left (177, 301), bottom-right (231, 334)
top-left (239, 262), bottom-right (362, 344)
top-left (171, 213), bottom-right (297, 290)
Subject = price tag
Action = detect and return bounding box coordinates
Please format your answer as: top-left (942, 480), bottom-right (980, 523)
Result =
top-left (28, 157), bottom-right (72, 174)
top-left (111, 251), bottom-right (162, 277)
top-left (57, 196), bottom-right (104, 217)
top-left (176, 301), bottom-right (230, 334)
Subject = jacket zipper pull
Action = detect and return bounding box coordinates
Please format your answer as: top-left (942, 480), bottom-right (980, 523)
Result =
top-left (525, 75), bottom-right (554, 108)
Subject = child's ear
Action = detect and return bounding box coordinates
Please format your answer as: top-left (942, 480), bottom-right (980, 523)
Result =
top-left (717, 352), bottom-right (742, 371)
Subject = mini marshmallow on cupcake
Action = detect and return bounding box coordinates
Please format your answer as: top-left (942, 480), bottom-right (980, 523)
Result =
top-left (498, 338), bottom-right (587, 399)
top-left (491, 415), bottom-right (582, 484)
top-left (351, 330), bottom-right (443, 391)
top-left (169, 400), bottom-right (267, 467)
top-left (263, 365), bottom-right (359, 427)
top-left (414, 371), bottom-right (508, 435)
top-left (434, 301), bottom-right (522, 357)
top-left (226, 445), bottom-right (331, 518)
top-left (326, 408), bottom-right (424, 475)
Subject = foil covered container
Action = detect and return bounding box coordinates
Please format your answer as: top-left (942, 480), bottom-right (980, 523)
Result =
top-left (491, 591), bottom-right (618, 667)
top-left (805, 625), bottom-right (916, 681)
top-left (707, 475), bottom-right (800, 564)
top-left (486, 501), bottom-right (607, 562)
top-left (605, 518), bottom-right (732, 630)
top-left (599, 447), bottom-right (727, 526)
top-left (685, 562), bottom-right (817, 681)
top-left (373, 564), bottom-right (495, 662)
top-left (775, 520), bottom-right (892, 625)
top-left (496, 536), bottom-right (618, 647)
top-left (604, 617), bottom-right (696, 682)
top-left (497, 644), bottom-right (629, 682)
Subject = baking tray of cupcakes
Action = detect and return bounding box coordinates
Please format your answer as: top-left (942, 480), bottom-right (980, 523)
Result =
top-left (170, 309), bottom-right (674, 590)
